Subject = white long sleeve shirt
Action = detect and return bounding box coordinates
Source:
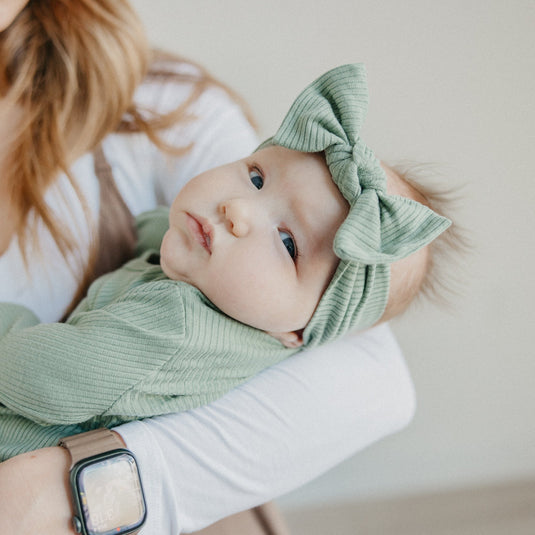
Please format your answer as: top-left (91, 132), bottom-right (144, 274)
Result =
top-left (0, 60), bottom-right (415, 534)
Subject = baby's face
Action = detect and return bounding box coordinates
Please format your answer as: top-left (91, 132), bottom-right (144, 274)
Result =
top-left (160, 146), bottom-right (348, 342)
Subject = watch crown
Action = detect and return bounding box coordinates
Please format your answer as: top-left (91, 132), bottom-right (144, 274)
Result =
top-left (72, 516), bottom-right (83, 533)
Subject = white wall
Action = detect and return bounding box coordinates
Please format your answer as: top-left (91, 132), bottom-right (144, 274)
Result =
top-left (130, 0), bottom-right (535, 508)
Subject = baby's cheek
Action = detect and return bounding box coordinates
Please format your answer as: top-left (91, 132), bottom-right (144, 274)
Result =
top-left (207, 242), bottom-right (304, 330)
top-left (201, 262), bottom-right (255, 315)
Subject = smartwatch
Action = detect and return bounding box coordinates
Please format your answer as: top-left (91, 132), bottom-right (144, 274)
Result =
top-left (59, 428), bottom-right (147, 535)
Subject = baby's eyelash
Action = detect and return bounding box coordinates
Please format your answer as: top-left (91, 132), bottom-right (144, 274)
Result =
top-left (249, 166), bottom-right (264, 190)
top-left (278, 229), bottom-right (299, 263)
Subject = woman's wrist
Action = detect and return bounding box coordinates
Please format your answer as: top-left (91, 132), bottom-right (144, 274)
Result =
top-left (0, 446), bottom-right (75, 534)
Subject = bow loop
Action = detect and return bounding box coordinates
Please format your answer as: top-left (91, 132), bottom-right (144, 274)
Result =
top-left (271, 64), bottom-right (369, 156)
top-left (334, 190), bottom-right (451, 264)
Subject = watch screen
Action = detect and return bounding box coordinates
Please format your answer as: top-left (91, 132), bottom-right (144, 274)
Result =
top-left (77, 453), bottom-right (145, 535)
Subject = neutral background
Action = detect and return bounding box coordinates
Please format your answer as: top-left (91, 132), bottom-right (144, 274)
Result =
top-left (130, 0), bottom-right (534, 510)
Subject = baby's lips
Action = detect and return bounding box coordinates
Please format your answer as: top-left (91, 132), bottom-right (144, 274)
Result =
top-left (186, 212), bottom-right (213, 254)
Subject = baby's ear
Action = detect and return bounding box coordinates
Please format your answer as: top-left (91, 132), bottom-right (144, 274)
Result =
top-left (266, 330), bottom-right (304, 348)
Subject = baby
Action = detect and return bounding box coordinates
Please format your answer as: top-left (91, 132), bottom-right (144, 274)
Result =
top-left (0, 64), bottom-right (451, 459)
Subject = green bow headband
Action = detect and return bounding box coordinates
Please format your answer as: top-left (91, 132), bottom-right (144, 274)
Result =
top-left (259, 64), bottom-right (451, 347)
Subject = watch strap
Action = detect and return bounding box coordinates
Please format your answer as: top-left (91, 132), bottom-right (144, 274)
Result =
top-left (59, 428), bottom-right (124, 468)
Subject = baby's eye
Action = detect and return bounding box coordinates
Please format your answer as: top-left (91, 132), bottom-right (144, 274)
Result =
top-left (249, 169), bottom-right (264, 190)
top-left (279, 230), bottom-right (297, 261)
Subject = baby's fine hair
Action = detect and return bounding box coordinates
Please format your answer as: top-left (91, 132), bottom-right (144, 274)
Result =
top-left (380, 162), bottom-right (468, 322)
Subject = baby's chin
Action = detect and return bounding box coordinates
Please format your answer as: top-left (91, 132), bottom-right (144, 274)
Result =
top-left (159, 231), bottom-right (180, 281)
top-left (158, 252), bottom-right (173, 280)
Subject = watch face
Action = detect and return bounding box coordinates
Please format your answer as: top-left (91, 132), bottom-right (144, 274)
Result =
top-left (75, 452), bottom-right (146, 535)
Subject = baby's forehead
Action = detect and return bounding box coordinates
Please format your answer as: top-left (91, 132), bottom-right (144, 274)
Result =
top-left (254, 145), bottom-right (326, 167)
top-left (263, 151), bottom-right (423, 206)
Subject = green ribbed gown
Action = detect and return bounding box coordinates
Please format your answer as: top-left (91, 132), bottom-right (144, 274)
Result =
top-left (0, 211), bottom-right (294, 460)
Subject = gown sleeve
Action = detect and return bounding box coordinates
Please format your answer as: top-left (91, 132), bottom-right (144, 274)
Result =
top-left (0, 281), bottom-right (185, 426)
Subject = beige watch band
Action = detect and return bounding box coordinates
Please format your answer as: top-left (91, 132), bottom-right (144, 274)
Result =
top-left (59, 428), bottom-right (124, 469)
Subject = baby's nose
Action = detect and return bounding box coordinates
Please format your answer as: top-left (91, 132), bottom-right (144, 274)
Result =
top-left (219, 199), bottom-right (251, 237)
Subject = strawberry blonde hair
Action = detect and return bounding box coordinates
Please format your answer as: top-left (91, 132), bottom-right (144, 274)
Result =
top-left (1, 0), bottom-right (253, 313)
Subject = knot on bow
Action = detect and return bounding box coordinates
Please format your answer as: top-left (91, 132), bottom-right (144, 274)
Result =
top-left (326, 140), bottom-right (385, 204)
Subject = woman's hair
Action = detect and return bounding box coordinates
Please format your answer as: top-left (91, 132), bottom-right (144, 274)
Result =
top-left (1, 0), bottom-right (148, 269)
top-left (1, 0), bottom-right (254, 315)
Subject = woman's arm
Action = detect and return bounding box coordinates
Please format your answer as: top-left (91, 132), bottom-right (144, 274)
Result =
top-left (117, 323), bottom-right (415, 533)
top-left (0, 447), bottom-right (73, 534)
top-left (0, 324), bottom-right (414, 534)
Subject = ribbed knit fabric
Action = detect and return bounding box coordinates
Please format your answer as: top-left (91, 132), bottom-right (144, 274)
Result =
top-left (0, 249), bottom-right (294, 460)
top-left (258, 64), bottom-right (451, 346)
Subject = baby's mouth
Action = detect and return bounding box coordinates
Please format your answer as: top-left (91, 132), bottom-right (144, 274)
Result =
top-left (186, 213), bottom-right (213, 254)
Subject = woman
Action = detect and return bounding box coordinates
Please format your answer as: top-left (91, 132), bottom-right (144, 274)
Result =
top-left (0, 1), bottom-right (415, 533)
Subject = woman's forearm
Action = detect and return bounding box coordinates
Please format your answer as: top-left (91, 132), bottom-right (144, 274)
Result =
top-left (0, 324), bottom-right (414, 535)
top-left (117, 323), bottom-right (415, 533)
top-left (0, 446), bottom-right (74, 535)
